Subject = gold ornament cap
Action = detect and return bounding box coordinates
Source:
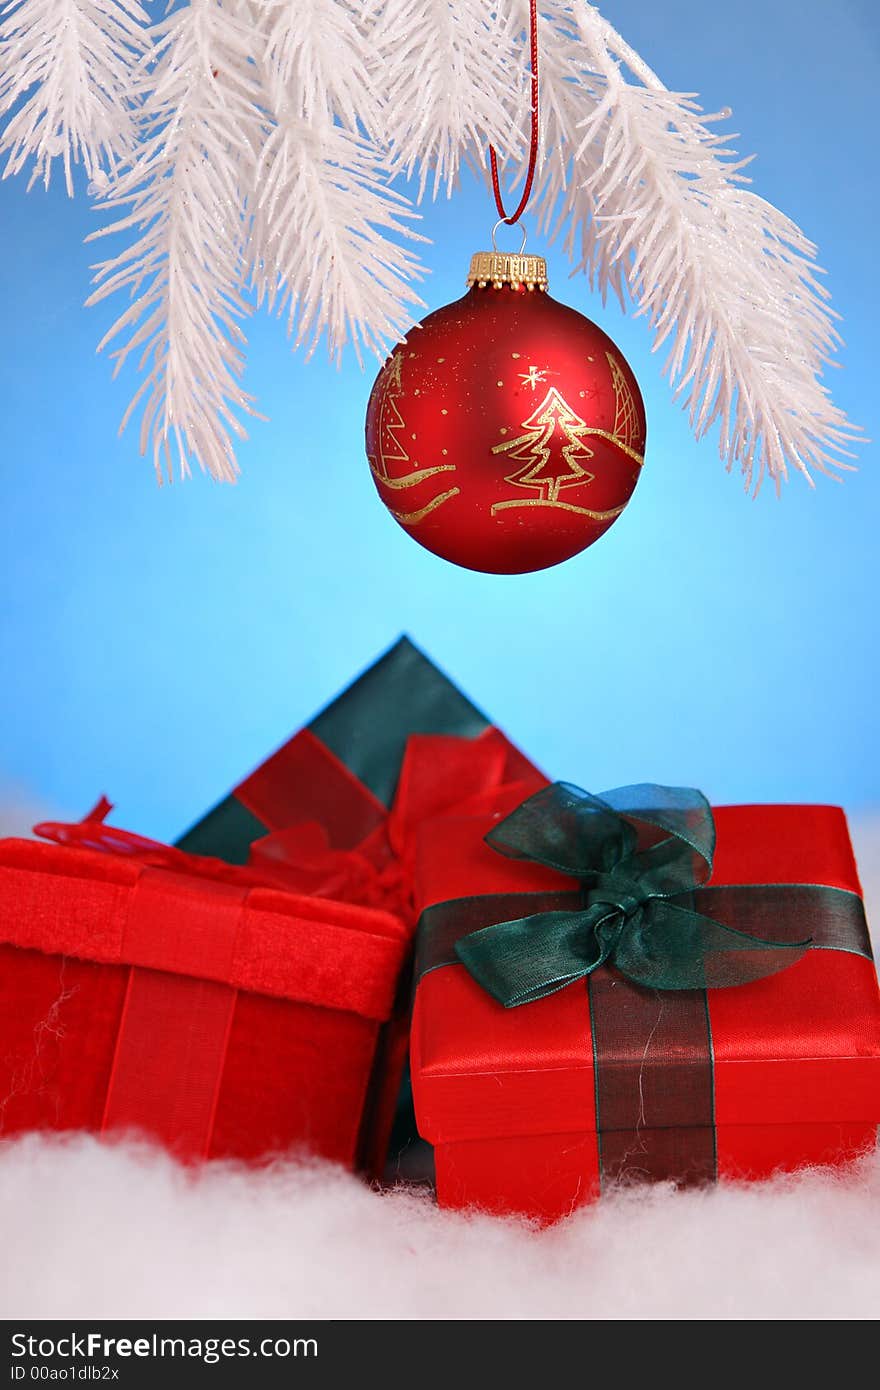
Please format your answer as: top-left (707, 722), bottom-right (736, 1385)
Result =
top-left (467, 222), bottom-right (547, 292)
top-left (467, 250), bottom-right (548, 292)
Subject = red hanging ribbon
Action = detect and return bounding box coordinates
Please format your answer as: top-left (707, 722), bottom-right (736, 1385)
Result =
top-left (490, 0), bottom-right (540, 226)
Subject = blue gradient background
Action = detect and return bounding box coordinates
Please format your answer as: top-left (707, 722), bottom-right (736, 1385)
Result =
top-left (1, 0), bottom-right (877, 839)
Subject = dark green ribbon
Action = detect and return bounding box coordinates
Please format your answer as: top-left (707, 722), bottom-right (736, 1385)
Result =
top-left (450, 782), bottom-right (823, 1006)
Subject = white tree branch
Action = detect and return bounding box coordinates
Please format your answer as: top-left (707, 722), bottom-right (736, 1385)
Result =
top-left (0, 0), bottom-right (862, 490)
top-left (85, 0), bottom-right (264, 482)
top-left (0, 0), bottom-right (149, 195)
top-left (247, 0), bottom-right (426, 363)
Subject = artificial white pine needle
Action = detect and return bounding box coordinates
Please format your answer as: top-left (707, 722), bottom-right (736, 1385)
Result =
top-left (0, 0), bottom-right (149, 195)
top-left (248, 0), bottom-right (426, 362)
top-left (248, 118), bottom-right (426, 364)
top-left (85, 0), bottom-right (265, 483)
top-left (367, 0), bottom-right (527, 196)
top-left (257, 0), bottom-right (380, 135)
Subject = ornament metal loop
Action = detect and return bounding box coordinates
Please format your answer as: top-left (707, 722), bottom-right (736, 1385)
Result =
top-left (491, 219), bottom-right (527, 255)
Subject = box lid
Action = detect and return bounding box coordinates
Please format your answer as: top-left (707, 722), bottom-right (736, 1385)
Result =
top-left (0, 838), bottom-right (407, 1022)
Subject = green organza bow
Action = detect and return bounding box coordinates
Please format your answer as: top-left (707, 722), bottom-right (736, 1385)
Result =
top-left (454, 782), bottom-right (812, 1006)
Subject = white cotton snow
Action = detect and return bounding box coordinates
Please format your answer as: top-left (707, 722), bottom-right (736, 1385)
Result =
top-left (0, 1132), bottom-right (878, 1320)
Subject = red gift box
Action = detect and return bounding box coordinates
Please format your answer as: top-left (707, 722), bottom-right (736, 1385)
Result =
top-left (0, 714), bottom-right (536, 1170)
top-left (0, 835), bottom-right (408, 1165)
top-left (411, 791), bottom-right (880, 1223)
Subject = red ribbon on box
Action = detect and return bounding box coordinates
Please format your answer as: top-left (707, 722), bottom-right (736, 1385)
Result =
top-left (37, 729), bottom-right (538, 923)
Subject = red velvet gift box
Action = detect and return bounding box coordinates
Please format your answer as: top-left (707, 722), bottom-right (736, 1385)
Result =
top-left (0, 638), bottom-right (539, 1171)
top-left (410, 788), bottom-right (880, 1223)
top-left (0, 836), bottom-right (409, 1164)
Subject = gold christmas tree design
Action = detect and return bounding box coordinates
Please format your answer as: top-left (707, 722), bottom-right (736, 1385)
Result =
top-left (370, 353), bottom-right (409, 479)
top-left (368, 350), bottom-right (458, 525)
top-left (605, 351), bottom-right (642, 456)
top-left (492, 387), bottom-right (595, 505)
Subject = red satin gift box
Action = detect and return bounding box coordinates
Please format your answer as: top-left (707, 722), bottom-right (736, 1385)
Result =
top-left (411, 798), bottom-right (880, 1223)
top-left (0, 837), bottom-right (408, 1165)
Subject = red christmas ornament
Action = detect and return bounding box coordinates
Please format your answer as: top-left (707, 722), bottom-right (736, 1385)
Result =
top-left (365, 248), bottom-right (647, 574)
